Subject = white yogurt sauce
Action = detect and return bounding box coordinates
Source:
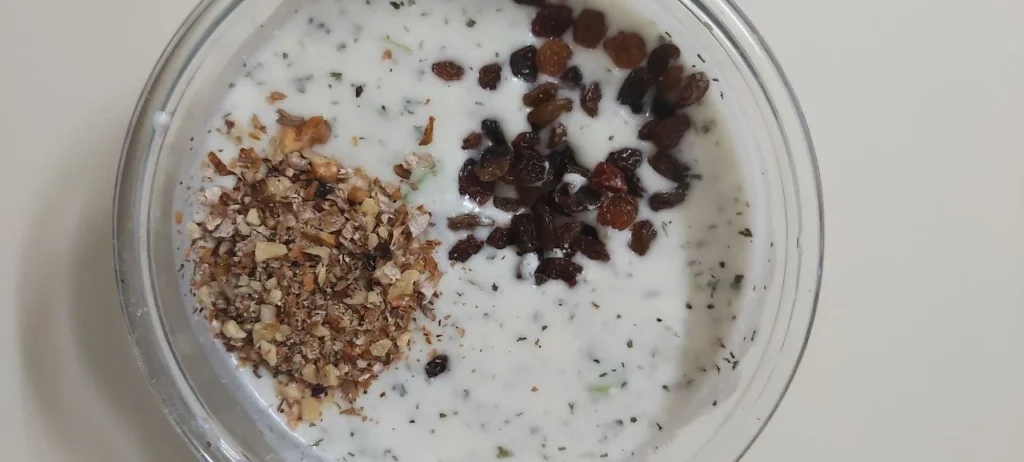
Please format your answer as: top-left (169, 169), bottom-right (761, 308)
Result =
top-left (188, 0), bottom-right (758, 460)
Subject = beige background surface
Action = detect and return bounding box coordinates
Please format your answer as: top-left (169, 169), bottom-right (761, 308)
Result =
top-left (1, 0), bottom-right (1022, 460)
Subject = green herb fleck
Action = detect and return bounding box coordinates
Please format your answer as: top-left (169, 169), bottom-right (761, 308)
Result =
top-left (738, 227), bottom-right (753, 237)
top-left (626, 339), bottom-right (633, 348)
top-left (329, 72), bottom-right (343, 80)
top-left (385, 35), bottom-right (413, 53)
top-left (439, 412), bottom-right (447, 418)
top-left (497, 446), bottom-right (514, 458)
top-left (389, 1), bottom-right (401, 9)
top-left (589, 384), bottom-right (612, 394)
top-left (466, 19), bottom-right (477, 27)
top-left (311, 438), bottom-right (324, 448)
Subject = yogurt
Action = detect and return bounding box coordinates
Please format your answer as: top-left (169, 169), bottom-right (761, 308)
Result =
top-left (187, 0), bottom-right (758, 460)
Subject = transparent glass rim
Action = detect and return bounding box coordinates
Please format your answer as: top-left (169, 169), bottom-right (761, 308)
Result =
top-left (113, 0), bottom-right (823, 460)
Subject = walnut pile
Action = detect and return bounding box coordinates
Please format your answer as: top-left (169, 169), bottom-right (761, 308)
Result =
top-left (188, 108), bottom-right (442, 426)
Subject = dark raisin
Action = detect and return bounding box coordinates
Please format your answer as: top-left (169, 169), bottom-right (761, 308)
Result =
top-left (575, 235), bottom-right (610, 261)
top-left (510, 45), bottom-right (539, 83)
top-left (493, 196), bottom-right (524, 213)
top-left (486, 227), bottom-right (513, 249)
top-left (647, 43), bottom-right (681, 78)
top-left (431, 61), bottom-right (465, 81)
top-left (511, 213), bottom-right (540, 254)
top-left (515, 185), bottom-right (546, 207)
top-left (548, 123), bottom-right (567, 149)
top-left (523, 82), bottom-right (560, 107)
top-left (623, 170), bottom-right (646, 198)
top-left (546, 147), bottom-right (589, 183)
top-left (648, 151), bottom-right (691, 183)
top-left (649, 185), bottom-right (690, 211)
top-left (629, 220), bottom-right (657, 256)
top-left (531, 4), bottom-right (574, 38)
top-left (476, 145), bottom-right (513, 182)
top-left (658, 65), bottom-right (684, 94)
top-left (537, 38), bottom-right (573, 76)
top-left (638, 119), bottom-right (659, 141)
top-left (310, 385), bottom-right (327, 397)
top-left (512, 131), bottom-right (541, 153)
top-left (617, 66), bottom-right (654, 114)
top-left (554, 184), bottom-right (602, 213)
top-left (533, 201), bottom-right (557, 251)
top-left (581, 82), bottom-right (602, 118)
top-left (462, 132), bottom-right (483, 150)
top-left (651, 92), bottom-right (676, 119)
top-left (650, 114), bottom-right (690, 150)
top-left (458, 158), bottom-right (495, 204)
top-left (603, 31), bottom-right (647, 69)
top-left (481, 119), bottom-right (508, 145)
top-left (425, 354), bottom-right (449, 378)
top-left (572, 8), bottom-right (608, 48)
top-left (674, 72), bottom-right (711, 107)
top-left (581, 223), bottom-right (600, 239)
top-left (535, 257), bottom-right (583, 286)
top-left (597, 195), bottom-right (638, 230)
top-left (590, 161), bottom-right (628, 194)
top-left (478, 63), bottom-right (502, 90)
top-left (374, 240), bottom-right (392, 259)
top-left (315, 182), bottom-right (333, 198)
top-left (607, 148), bottom-right (642, 171)
top-left (527, 98), bottom-right (573, 129)
top-left (553, 221), bottom-right (584, 248)
top-left (447, 214), bottom-right (488, 230)
top-left (449, 235), bottom-right (485, 263)
top-left (515, 155), bottom-right (547, 185)
top-left (559, 66), bottom-right (583, 88)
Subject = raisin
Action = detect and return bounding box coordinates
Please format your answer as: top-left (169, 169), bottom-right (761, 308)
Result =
top-left (553, 221), bottom-right (584, 248)
top-left (476, 145), bottom-right (513, 182)
top-left (674, 72), bottom-right (711, 107)
top-left (363, 252), bottom-right (378, 271)
top-left (546, 147), bottom-right (588, 182)
top-left (458, 158), bottom-right (495, 204)
top-left (448, 235), bottom-right (485, 263)
top-left (462, 131), bottom-right (483, 150)
top-left (486, 227), bottom-right (513, 249)
top-left (374, 240), bottom-right (392, 259)
top-left (510, 45), bottom-right (539, 83)
top-left (581, 82), bottom-right (602, 118)
top-left (581, 223), bottom-right (600, 239)
top-left (651, 92), bottom-right (676, 119)
top-left (629, 220), bottom-right (657, 256)
top-left (478, 63), bottom-right (502, 90)
top-left (537, 38), bottom-right (573, 77)
top-left (527, 98), bottom-right (573, 129)
top-left (425, 354), bottom-right (449, 378)
top-left (516, 185), bottom-right (546, 207)
top-left (523, 82), bottom-right (560, 107)
top-left (590, 161), bottom-right (628, 194)
top-left (447, 214), bottom-right (488, 230)
top-left (597, 195), bottom-right (638, 230)
top-left (648, 151), bottom-right (691, 183)
top-left (515, 155), bottom-right (547, 185)
top-left (531, 4), bottom-right (574, 38)
top-left (647, 43), bottom-right (681, 78)
top-left (638, 119), bottom-right (659, 141)
top-left (315, 182), bottom-right (333, 199)
top-left (649, 114), bottom-right (690, 150)
top-left (559, 66), bottom-right (583, 88)
top-left (649, 185), bottom-right (690, 211)
top-left (603, 31), bottom-right (647, 69)
top-left (572, 8), bottom-right (608, 48)
top-left (554, 184), bottom-right (602, 213)
top-left (576, 235), bottom-right (610, 261)
top-left (535, 257), bottom-right (583, 286)
top-left (607, 148), bottom-right (642, 171)
top-left (658, 65), bottom-right (685, 94)
top-left (617, 66), bottom-right (654, 114)
top-left (493, 196), bottom-right (523, 213)
top-left (533, 201), bottom-right (556, 251)
top-left (511, 213), bottom-right (540, 255)
top-left (481, 119), bottom-right (508, 145)
top-left (394, 164), bottom-right (413, 180)
top-left (623, 170), bottom-right (646, 198)
top-left (548, 123), bottom-right (567, 149)
top-left (432, 61), bottom-right (465, 81)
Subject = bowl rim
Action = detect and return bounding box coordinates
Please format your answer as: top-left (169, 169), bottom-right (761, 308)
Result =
top-left (113, 0), bottom-right (822, 460)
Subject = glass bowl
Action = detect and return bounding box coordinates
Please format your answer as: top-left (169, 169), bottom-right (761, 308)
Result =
top-left (113, 0), bottom-right (822, 460)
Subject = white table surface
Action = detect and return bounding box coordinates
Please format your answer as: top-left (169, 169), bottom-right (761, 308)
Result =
top-left (2, 0), bottom-right (1021, 460)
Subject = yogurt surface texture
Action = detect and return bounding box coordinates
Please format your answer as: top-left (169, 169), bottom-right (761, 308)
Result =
top-left (186, 0), bottom-right (760, 460)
